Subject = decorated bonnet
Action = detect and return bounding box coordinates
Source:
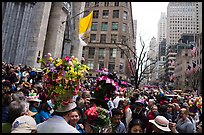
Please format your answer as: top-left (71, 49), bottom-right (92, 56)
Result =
top-left (38, 53), bottom-right (89, 112)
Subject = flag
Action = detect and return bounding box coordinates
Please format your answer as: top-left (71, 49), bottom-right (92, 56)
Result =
top-left (192, 62), bottom-right (198, 73)
top-left (170, 60), bottom-right (175, 66)
top-left (189, 43), bottom-right (196, 57)
top-left (78, 11), bottom-right (93, 46)
top-left (186, 65), bottom-right (191, 75)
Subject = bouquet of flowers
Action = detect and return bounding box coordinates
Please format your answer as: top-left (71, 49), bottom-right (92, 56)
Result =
top-left (84, 105), bottom-right (111, 133)
top-left (38, 53), bottom-right (89, 110)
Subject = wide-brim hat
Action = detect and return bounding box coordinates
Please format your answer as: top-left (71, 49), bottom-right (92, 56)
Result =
top-left (149, 116), bottom-right (171, 132)
top-left (55, 102), bottom-right (77, 113)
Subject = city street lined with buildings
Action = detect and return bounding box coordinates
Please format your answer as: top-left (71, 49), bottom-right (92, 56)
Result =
top-left (2, 2), bottom-right (202, 133)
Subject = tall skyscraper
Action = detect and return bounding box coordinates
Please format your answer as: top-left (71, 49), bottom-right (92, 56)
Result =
top-left (157, 12), bottom-right (167, 44)
top-left (82, 2), bottom-right (135, 80)
top-left (166, 2), bottom-right (202, 75)
top-left (167, 2), bottom-right (201, 48)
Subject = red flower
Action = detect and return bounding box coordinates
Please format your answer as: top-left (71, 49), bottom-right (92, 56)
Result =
top-left (85, 106), bottom-right (98, 122)
top-left (62, 101), bottom-right (69, 106)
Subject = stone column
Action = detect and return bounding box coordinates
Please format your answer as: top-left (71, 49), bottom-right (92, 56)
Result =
top-left (43, 2), bottom-right (69, 59)
top-left (25, 2), bottom-right (52, 68)
top-left (2, 2), bottom-right (15, 63)
top-left (9, 3), bottom-right (23, 64)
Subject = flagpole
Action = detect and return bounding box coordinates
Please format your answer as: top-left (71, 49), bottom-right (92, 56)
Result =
top-left (62, 4), bottom-right (98, 24)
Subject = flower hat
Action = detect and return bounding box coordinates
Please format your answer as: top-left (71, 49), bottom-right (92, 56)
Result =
top-left (38, 53), bottom-right (89, 112)
top-left (26, 93), bottom-right (41, 102)
top-left (84, 105), bottom-right (111, 133)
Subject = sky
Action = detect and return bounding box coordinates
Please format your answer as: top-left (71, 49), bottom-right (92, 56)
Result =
top-left (131, 2), bottom-right (169, 54)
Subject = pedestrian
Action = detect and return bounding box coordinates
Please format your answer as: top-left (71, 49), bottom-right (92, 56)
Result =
top-left (128, 119), bottom-right (144, 133)
top-left (111, 108), bottom-right (127, 133)
top-left (173, 108), bottom-right (195, 133)
top-left (68, 108), bottom-right (85, 133)
top-left (146, 105), bottom-right (159, 133)
top-left (37, 102), bottom-right (79, 133)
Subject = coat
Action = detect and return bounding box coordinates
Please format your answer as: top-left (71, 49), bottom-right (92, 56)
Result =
top-left (37, 115), bottom-right (79, 133)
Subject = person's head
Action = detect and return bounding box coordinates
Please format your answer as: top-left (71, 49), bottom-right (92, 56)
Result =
top-left (82, 90), bottom-right (91, 99)
top-left (12, 91), bottom-right (25, 102)
top-left (128, 119), bottom-right (144, 133)
top-left (159, 104), bottom-right (168, 114)
top-left (76, 96), bottom-right (85, 108)
top-left (11, 115), bottom-right (37, 133)
top-left (8, 100), bottom-right (29, 123)
top-left (118, 100), bottom-right (125, 108)
top-left (52, 102), bottom-right (77, 123)
top-left (167, 104), bottom-right (175, 114)
top-left (148, 99), bottom-right (155, 107)
top-left (111, 108), bottom-right (123, 126)
top-left (151, 105), bottom-right (158, 115)
top-left (149, 115), bottom-right (171, 133)
top-left (179, 108), bottom-right (189, 120)
top-left (68, 108), bottom-right (81, 127)
top-left (38, 102), bottom-right (51, 112)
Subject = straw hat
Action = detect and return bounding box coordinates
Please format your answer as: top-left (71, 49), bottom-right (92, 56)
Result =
top-left (149, 116), bottom-right (171, 132)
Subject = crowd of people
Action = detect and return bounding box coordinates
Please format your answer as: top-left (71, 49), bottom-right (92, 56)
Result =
top-left (2, 60), bottom-right (202, 133)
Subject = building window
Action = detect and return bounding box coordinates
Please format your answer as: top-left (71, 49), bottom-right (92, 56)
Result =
top-left (85, 2), bottom-right (90, 8)
top-left (111, 34), bottom-right (117, 43)
top-left (101, 22), bottom-right (108, 31)
top-left (104, 2), bottom-right (109, 6)
top-left (113, 10), bottom-right (119, 18)
top-left (93, 10), bottom-right (99, 18)
top-left (102, 10), bottom-right (109, 18)
top-left (99, 48), bottom-right (105, 59)
top-left (88, 47), bottom-right (95, 58)
top-left (91, 22), bottom-right (98, 31)
top-left (120, 50), bottom-right (124, 58)
top-left (110, 48), bottom-right (117, 58)
top-left (108, 62), bottom-right (115, 72)
top-left (122, 23), bottom-right (127, 32)
top-left (87, 61), bottom-right (94, 69)
top-left (95, 2), bottom-right (99, 7)
top-left (112, 22), bottom-right (118, 31)
top-left (123, 11), bottom-right (128, 20)
top-left (119, 63), bottom-right (124, 72)
top-left (114, 2), bottom-right (119, 6)
top-left (100, 34), bottom-right (106, 43)
top-left (98, 61), bottom-right (104, 70)
top-left (90, 34), bottom-right (96, 42)
top-left (121, 36), bottom-right (127, 44)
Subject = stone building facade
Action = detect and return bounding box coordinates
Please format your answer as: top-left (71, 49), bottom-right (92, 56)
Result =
top-left (82, 2), bottom-right (135, 81)
top-left (2, 2), bottom-right (71, 68)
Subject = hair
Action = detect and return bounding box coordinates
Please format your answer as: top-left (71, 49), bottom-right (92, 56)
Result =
top-left (159, 104), bottom-right (168, 113)
top-left (37, 102), bottom-right (50, 112)
top-left (128, 119), bottom-right (144, 133)
top-left (12, 91), bottom-right (25, 102)
top-left (111, 108), bottom-right (123, 117)
top-left (8, 100), bottom-right (26, 123)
